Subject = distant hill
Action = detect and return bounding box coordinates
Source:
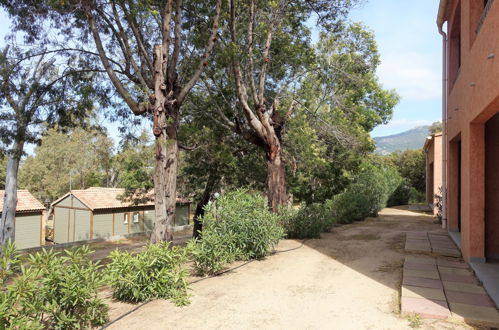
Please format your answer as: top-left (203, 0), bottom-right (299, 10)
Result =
top-left (374, 126), bottom-right (430, 155)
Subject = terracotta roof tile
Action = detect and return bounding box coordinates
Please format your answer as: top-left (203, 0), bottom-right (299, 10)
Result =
top-left (52, 188), bottom-right (191, 211)
top-left (0, 190), bottom-right (45, 213)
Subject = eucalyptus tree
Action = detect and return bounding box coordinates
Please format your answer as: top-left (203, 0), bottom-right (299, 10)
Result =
top-left (1, 0), bottom-right (223, 241)
top-left (285, 23), bottom-right (399, 203)
top-left (0, 45), bottom-right (104, 246)
top-left (202, 1), bottom-right (397, 211)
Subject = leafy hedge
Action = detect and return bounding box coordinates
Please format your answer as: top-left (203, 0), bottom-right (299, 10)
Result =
top-left (282, 201), bottom-right (336, 239)
top-left (0, 245), bottom-right (108, 329)
top-left (189, 190), bottom-right (284, 275)
top-left (331, 161), bottom-right (401, 224)
top-left (106, 242), bottom-right (190, 306)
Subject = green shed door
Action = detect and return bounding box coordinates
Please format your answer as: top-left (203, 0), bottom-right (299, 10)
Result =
top-left (73, 209), bottom-right (91, 242)
top-left (175, 205), bottom-right (189, 226)
top-left (54, 207), bottom-right (70, 244)
top-left (15, 214), bottom-right (41, 249)
top-left (144, 209), bottom-right (155, 231)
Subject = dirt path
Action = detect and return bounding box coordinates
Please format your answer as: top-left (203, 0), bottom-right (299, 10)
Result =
top-left (103, 207), bottom-right (471, 330)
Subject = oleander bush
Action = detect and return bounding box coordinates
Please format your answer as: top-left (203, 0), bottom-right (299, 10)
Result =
top-left (0, 245), bottom-right (108, 330)
top-left (189, 190), bottom-right (284, 275)
top-left (387, 179), bottom-right (412, 207)
top-left (106, 241), bottom-right (190, 306)
top-left (332, 161), bottom-right (401, 223)
top-left (282, 201), bottom-right (336, 239)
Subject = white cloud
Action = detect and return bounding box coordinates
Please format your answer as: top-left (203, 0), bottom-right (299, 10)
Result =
top-left (377, 52), bottom-right (441, 101)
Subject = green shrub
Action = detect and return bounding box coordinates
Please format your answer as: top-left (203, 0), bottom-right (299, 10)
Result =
top-left (0, 246), bottom-right (108, 329)
top-left (332, 161), bottom-right (401, 223)
top-left (0, 241), bottom-right (20, 284)
top-left (106, 242), bottom-right (190, 306)
top-left (190, 190), bottom-right (284, 275)
top-left (409, 188), bottom-right (426, 204)
top-left (387, 179), bottom-right (412, 207)
top-left (187, 233), bottom-right (239, 276)
top-left (282, 201), bottom-right (336, 239)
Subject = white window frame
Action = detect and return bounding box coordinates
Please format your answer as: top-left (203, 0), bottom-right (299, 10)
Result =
top-left (124, 213), bottom-right (129, 224)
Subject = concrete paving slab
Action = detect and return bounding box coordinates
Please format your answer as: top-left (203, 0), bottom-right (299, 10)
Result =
top-left (428, 232), bottom-right (449, 237)
top-left (445, 290), bottom-right (495, 307)
top-left (406, 245), bottom-right (432, 253)
top-left (432, 248), bottom-right (461, 257)
top-left (403, 276), bottom-right (443, 289)
top-left (407, 238), bottom-right (430, 243)
top-left (405, 255), bottom-right (436, 265)
top-left (401, 297), bottom-right (450, 319)
top-left (404, 262), bottom-right (438, 271)
top-left (402, 285), bottom-right (446, 301)
top-left (440, 272), bottom-right (477, 284)
top-left (437, 266), bottom-right (473, 276)
top-left (437, 259), bottom-right (469, 269)
top-left (404, 268), bottom-right (440, 280)
top-left (449, 302), bottom-right (499, 326)
top-left (442, 281), bottom-right (487, 295)
top-left (406, 231), bottom-right (429, 237)
top-left (470, 261), bottom-right (499, 308)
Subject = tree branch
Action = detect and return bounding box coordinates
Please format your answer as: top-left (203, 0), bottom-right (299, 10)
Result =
top-left (176, 0), bottom-right (222, 105)
top-left (85, 4), bottom-right (145, 115)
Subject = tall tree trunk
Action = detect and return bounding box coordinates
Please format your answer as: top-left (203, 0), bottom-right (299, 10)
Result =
top-left (151, 123), bottom-right (178, 243)
top-left (192, 172), bottom-right (219, 239)
top-left (266, 143), bottom-right (287, 212)
top-left (1, 139), bottom-right (24, 248)
top-left (150, 44), bottom-right (178, 243)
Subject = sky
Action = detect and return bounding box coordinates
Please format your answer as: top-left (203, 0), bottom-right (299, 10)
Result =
top-left (0, 1), bottom-right (443, 146)
top-left (349, 0), bottom-right (443, 137)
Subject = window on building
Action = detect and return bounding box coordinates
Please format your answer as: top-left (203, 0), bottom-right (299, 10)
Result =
top-left (133, 211), bottom-right (141, 223)
top-left (449, 1), bottom-right (461, 87)
top-left (124, 213), bottom-right (129, 224)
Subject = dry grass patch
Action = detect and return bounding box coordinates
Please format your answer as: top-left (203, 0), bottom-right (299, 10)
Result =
top-left (377, 259), bottom-right (404, 273)
top-left (347, 233), bottom-right (380, 241)
top-left (387, 233), bottom-right (406, 252)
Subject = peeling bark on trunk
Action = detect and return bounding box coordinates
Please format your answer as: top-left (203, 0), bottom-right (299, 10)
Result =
top-left (266, 144), bottom-right (287, 212)
top-left (151, 123), bottom-right (178, 243)
top-left (150, 44), bottom-right (178, 243)
top-left (1, 139), bottom-right (24, 248)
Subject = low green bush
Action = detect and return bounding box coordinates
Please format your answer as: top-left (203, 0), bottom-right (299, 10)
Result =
top-left (332, 161), bottom-right (401, 223)
top-left (0, 245), bottom-right (108, 329)
top-left (190, 190), bottom-right (284, 275)
top-left (187, 233), bottom-right (239, 276)
top-left (409, 187), bottom-right (426, 204)
top-left (387, 179), bottom-right (412, 207)
top-left (106, 241), bottom-right (190, 306)
top-left (282, 201), bottom-right (336, 239)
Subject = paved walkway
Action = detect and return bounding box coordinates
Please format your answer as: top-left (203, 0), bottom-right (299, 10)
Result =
top-left (402, 233), bottom-right (499, 326)
top-left (405, 231), bottom-right (461, 257)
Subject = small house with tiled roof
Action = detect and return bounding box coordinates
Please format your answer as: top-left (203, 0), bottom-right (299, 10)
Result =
top-left (0, 190), bottom-right (45, 249)
top-left (51, 187), bottom-right (191, 244)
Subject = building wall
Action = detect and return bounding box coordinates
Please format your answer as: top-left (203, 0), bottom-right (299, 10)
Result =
top-left (14, 213), bottom-right (41, 249)
top-left (176, 204), bottom-right (190, 226)
top-left (113, 210), bottom-right (130, 236)
top-left (485, 112), bottom-right (499, 259)
top-left (93, 212), bottom-right (114, 238)
top-left (52, 202), bottom-right (189, 244)
top-left (444, 0), bottom-right (499, 261)
top-left (144, 209), bottom-right (154, 231)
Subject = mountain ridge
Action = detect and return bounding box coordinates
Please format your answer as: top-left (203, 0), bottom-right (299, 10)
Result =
top-left (374, 126), bottom-right (430, 155)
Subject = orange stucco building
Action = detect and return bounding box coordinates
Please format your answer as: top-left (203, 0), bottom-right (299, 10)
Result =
top-left (438, 0), bottom-right (499, 263)
top-left (424, 133), bottom-right (443, 215)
